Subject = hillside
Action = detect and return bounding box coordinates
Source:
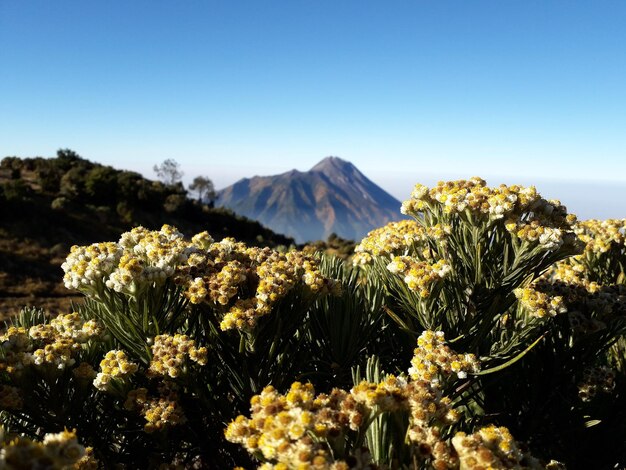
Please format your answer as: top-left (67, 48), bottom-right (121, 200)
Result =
top-left (217, 156), bottom-right (404, 243)
top-left (0, 150), bottom-right (293, 317)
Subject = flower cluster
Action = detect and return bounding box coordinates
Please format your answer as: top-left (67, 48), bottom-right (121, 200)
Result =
top-left (212, 260), bottom-right (249, 305)
top-left (61, 241), bottom-right (121, 291)
top-left (1, 315), bottom-right (102, 376)
top-left (148, 334), bottom-right (208, 379)
top-left (31, 338), bottom-right (81, 370)
top-left (93, 349), bottom-right (139, 392)
top-left (506, 220), bottom-right (565, 250)
top-left (451, 425), bottom-right (545, 470)
top-left (350, 375), bottom-right (410, 412)
top-left (191, 230), bottom-right (214, 250)
top-left (404, 379), bottom-right (460, 468)
top-left (0, 429), bottom-right (87, 470)
top-left (62, 225), bottom-right (195, 295)
top-left (0, 327), bottom-right (33, 374)
top-left (351, 376), bottom-right (461, 467)
top-left (178, 238), bottom-right (335, 331)
top-left (401, 178), bottom-right (541, 219)
top-left (533, 262), bottom-right (626, 328)
top-left (125, 383), bottom-right (187, 433)
top-left (400, 179), bottom-right (578, 252)
top-left (225, 382), bottom-right (372, 469)
top-left (514, 287), bottom-right (568, 319)
top-left (387, 257), bottom-right (451, 298)
top-left (226, 371), bottom-right (552, 470)
top-left (547, 261), bottom-right (587, 286)
top-left (227, 361), bottom-right (471, 470)
top-left (353, 220), bottom-right (451, 265)
top-left (29, 313), bottom-right (103, 343)
top-left (575, 219), bottom-right (626, 254)
top-left (63, 225), bottom-right (337, 332)
top-left (409, 330), bottom-right (480, 382)
top-left (577, 366), bottom-right (616, 402)
top-left (74, 447), bottom-right (99, 470)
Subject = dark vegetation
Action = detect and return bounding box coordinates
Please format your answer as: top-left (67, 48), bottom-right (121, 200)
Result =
top-left (0, 149), bottom-right (293, 317)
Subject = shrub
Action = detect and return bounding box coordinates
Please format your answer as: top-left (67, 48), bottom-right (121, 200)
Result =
top-left (59, 167), bottom-right (86, 200)
top-left (51, 196), bottom-right (68, 211)
top-left (1, 179), bottom-right (625, 469)
top-left (85, 166), bottom-right (117, 205)
top-left (1, 179), bottom-right (30, 202)
top-left (163, 193), bottom-right (187, 213)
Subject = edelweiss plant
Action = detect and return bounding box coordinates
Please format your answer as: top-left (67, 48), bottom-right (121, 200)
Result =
top-left (226, 348), bottom-right (562, 470)
top-left (1, 184), bottom-right (625, 469)
top-left (355, 178), bottom-right (581, 358)
top-left (0, 428), bottom-right (97, 469)
top-left (2, 225), bottom-right (339, 467)
top-left (353, 180), bottom-right (626, 466)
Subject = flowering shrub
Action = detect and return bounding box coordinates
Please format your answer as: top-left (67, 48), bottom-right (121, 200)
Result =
top-left (1, 180), bottom-right (625, 468)
top-left (0, 428), bottom-right (96, 469)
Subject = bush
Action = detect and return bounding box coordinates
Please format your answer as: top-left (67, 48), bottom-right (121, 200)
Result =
top-left (163, 193), bottom-right (187, 213)
top-left (0, 156), bottom-right (23, 172)
top-left (116, 201), bottom-right (133, 224)
top-left (85, 166), bottom-right (117, 205)
top-left (116, 171), bottom-right (142, 203)
top-left (59, 167), bottom-right (86, 200)
top-left (1, 179), bottom-right (30, 202)
top-left (1, 179), bottom-right (625, 469)
top-left (51, 196), bottom-right (68, 211)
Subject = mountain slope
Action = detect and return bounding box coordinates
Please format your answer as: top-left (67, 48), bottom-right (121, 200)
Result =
top-left (217, 156), bottom-right (404, 243)
top-left (0, 151), bottom-right (293, 317)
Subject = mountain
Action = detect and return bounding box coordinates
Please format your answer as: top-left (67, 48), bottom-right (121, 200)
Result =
top-left (0, 150), bottom-right (293, 317)
top-left (217, 156), bottom-right (404, 243)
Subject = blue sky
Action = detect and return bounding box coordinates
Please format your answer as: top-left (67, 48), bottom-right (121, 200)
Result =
top-left (1, 1), bottom-right (625, 218)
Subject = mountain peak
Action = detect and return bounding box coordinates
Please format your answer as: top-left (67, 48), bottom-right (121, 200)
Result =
top-left (218, 157), bottom-right (404, 243)
top-left (310, 156), bottom-right (355, 173)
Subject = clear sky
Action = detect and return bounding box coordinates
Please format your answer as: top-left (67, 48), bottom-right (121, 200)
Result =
top-left (1, 1), bottom-right (625, 218)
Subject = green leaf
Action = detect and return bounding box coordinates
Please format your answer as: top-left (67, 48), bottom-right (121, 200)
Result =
top-left (476, 333), bottom-right (546, 375)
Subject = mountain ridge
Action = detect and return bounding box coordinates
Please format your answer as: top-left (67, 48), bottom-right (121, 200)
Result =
top-left (217, 156), bottom-right (404, 243)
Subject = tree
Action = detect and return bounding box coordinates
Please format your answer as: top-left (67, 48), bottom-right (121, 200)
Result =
top-left (153, 159), bottom-right (183, 185)
top-left (188, 176), bottom-right (217, 205)
top-left (56, 149), bottom-right (84, 171)
top-left (85, 166), bottom-right (117, 204)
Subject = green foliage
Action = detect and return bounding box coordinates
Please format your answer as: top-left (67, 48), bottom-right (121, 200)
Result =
top-left (56, 148), bottom-right (85, 171)
top-left (0, 156), bottom-right (23, 171)
top-left (304, 255), bottom-right (392, 388)
top-left (59, 166), bottom-right (87, 200)
top-left (163, 193), bottom-right (187, 213)
top-left (115, 170), bottom-right (143, 203)
top-left (1, 179), bottom-right (30, 202)
top-left (85, 166), bottom-right (117, 204)
top-left (0, 151), bottom-right (293, 245)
